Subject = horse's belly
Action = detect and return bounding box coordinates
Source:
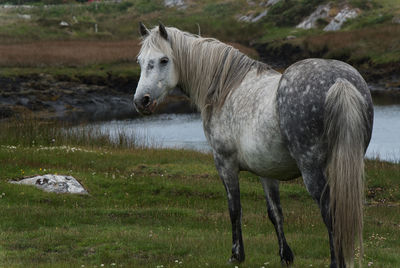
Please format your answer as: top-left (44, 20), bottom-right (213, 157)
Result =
top-left (239, 132), bottom-right (300, 180)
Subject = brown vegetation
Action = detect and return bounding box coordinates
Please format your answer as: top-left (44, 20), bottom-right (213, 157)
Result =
top-left (0, 39), bottom-right (259, 67)
top-left (0, 40), bottom-right (141, 67)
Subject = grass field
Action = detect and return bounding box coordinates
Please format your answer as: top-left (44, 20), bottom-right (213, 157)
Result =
top-left (0, 120), bottom-right (399, 267)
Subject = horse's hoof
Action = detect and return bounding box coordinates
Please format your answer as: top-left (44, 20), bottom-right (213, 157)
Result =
top-left (281, 259), bottom-right (293, 267)
top-left (228, 254), bottom-right (245, 264)
top-left (280, 243), bottom-right (294, 267)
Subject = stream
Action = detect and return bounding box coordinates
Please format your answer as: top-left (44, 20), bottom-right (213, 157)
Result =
top-left (88, 104), bottom-right (400, 163)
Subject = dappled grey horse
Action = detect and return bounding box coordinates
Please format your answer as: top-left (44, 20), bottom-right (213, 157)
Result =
top-left (134, 23), bottom-right (373, 268)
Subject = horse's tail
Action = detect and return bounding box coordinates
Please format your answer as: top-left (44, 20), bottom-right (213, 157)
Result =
top-left (324, 78), bottom-right (369, 268)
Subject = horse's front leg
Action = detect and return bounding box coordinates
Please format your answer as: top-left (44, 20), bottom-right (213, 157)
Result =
top-left (214, 154), bottom-right (244, 263)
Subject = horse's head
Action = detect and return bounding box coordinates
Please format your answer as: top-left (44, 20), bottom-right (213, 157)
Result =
top-left (134, 23), bottom-right (178, 115)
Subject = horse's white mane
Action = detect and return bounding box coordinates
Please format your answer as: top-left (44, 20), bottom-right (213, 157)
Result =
top-left (139, 26), bottom-right (270, 110)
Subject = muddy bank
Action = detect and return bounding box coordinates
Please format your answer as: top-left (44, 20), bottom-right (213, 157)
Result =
top-left (0, 74), bottom-right (195, 122)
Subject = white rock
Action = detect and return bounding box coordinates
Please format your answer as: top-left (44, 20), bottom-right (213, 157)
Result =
top-left (392, 16), bottom-right (400, 24)
top-left (9, 174), bottom-right (88, 195)
top-left (252, 10), bottom-right (268, 22)
top-left (238, 14), bottom-right (253, 22)
top-left (238, 10), bottom-right (268, 23)
top-left (60, 21), bottom-right (69, 27)
top-left (164, 0), bottom-right (186, 9)
top-left (1, 4), bottom-right (34, 9)
top-left (260, 0), bottom-right (281, 7)
top-left (324, 7), bottom-right (359, 31)
top-left (17, 14), bottom-right (32, 20)
top-left (285, 35), bottom-right (296, 40)
top-left (296, 3), bottom-right (331, 29)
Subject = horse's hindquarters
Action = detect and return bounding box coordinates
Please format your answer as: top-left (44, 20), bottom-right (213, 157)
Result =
top-left (277, 58), bottom-right (373, 167)
top-left (277, 58), bottom-right (373, 267)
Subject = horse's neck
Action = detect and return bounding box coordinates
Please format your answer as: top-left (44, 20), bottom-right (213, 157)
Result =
top-left (202, 68), bottom-right (282, 126)
top-left (175, 40), bottom-right (268, 113)
top-left (176, 41), bottom-right (223, 110)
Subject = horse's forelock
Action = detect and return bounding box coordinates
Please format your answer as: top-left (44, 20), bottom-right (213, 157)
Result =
top-left (138, 27), bottom-right (174, 60)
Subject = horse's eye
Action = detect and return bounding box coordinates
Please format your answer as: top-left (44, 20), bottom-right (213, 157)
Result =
top-left (160, 57), bottom-right (169, 65)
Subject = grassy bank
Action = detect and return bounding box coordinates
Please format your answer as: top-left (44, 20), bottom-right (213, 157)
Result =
top-left (0, 119), bottom-right (399, 267)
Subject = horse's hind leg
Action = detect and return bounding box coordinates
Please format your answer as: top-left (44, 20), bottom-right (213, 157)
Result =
top-left (214, 154), bottom-right (245, 263)
top-left (260, 177), bottom-right (294, 266)
top-left (301, 167), bottom-right (345, 268)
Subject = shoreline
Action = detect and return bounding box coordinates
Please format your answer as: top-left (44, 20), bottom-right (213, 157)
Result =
top-left (0, 59), bottom-right (400, 123)
top-left (1, 70), bottom-right (399, 122)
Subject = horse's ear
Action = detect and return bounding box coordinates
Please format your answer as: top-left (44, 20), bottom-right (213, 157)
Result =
top-left (139, 22), bottom-right (149, 37)
top-left (159, 22), bottom-right (168, 40)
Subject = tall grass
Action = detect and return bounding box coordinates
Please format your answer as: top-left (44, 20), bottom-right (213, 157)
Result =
top-left (0, 115), bottom-right (145, 149)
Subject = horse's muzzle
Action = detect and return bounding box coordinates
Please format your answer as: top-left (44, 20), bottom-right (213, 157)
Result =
top-left (134, 94), bottom-right (157, 115)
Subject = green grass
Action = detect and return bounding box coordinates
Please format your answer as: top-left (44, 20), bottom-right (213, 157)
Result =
top-left (0, 63), bottom-right (140, 82)
top-left (0, 120), bottom-right (399, 267)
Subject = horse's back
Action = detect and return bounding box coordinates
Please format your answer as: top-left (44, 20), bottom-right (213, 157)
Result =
top-left (277, 58), bottom-right (374, 167)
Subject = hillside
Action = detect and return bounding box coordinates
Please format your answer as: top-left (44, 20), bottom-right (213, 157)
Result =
top-left (1, 0), bottom-right (399, 69)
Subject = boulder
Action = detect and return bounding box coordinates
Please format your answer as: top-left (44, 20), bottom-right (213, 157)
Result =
top-left (238, 10), bottom-right (268, 23)
top-left (60, 21), bottom-right (69, 27)
top-left (9, 174), bottom-right (88, 195)
top-left (296, 3), bottom-right (331, 29)
top-left (324, 7), bottom-right (359, 31)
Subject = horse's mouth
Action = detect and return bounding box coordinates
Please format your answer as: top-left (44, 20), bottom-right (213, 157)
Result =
top-left (141, 100), bottom-right (158, 115)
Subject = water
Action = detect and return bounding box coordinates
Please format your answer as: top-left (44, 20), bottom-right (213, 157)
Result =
top-left (366, 105), bottom-right (400, 162)
top-left (92, 113), bottom-right (208, 151)
top-left (91, 105), bottom-right (400, 162)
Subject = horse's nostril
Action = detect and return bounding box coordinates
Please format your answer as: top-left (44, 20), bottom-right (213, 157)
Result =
top-left (142, 95), bottom-right (151, 107)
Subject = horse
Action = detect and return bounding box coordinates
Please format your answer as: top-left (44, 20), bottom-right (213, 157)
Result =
top-left (133, 23), bottom-right (374, 268)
